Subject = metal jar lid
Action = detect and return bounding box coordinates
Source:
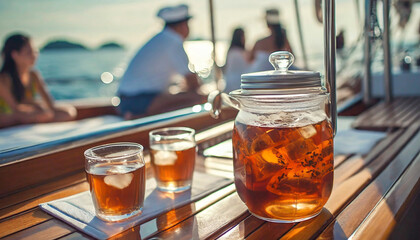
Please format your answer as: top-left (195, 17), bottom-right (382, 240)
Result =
top-left (240, 51), bottom-right (322, 91)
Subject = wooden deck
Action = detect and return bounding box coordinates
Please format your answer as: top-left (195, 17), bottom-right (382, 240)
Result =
top-left (352, 97), bottom-right (420, 130)
top-left (0, 99), bottom-right (419, 239)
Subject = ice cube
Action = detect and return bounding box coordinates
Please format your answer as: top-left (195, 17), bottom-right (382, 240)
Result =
top-left (106, 165), bottom-right (129, 174)
top-left (266, 129), bottom-right (282, 143)
top-left (104, 172), bottom-right (134, 189)
top-left (153, 150), bottom-right (178, 166)
top-left (282, 138), bottom-right (316, 161)
top-left (283, 129), bottom-right (303, 143)
top-left (260, 147), bottom-right (288, 165)
top-left (250, 132), bottom-right (275, 155)
top-left (237, 125), bottom-right (268, 154)
top-left (249, 149), bottom-right (287, 183)
top-left (298, 125), bottom-right (317, 139)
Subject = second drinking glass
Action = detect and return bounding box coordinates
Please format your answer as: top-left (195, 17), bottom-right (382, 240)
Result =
top-left (149, 127), bottom-right (197, 192)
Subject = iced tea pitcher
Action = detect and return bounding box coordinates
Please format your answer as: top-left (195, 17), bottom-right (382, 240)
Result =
top-left (209, 51), bottom-right (334, 223)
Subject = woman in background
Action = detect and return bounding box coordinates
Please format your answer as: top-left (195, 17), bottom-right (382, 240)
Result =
top-left (223, 27), bottom-right (250, 93)
top-left (249, 8), bottom-right (294, 72)
top-left (0, 33), bottom-right (76, 128)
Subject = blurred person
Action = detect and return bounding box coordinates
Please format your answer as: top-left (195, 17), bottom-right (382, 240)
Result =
top-left (336, 30), bottom-right (345, 50)
top-left (117, 4), bottom-right (205, 119)
top-left (223, 27), bottom-right (250, 93)
top-left (0, 33), bottom-right (76, 128)
top-left (249, 8), bottom-right (294, 72)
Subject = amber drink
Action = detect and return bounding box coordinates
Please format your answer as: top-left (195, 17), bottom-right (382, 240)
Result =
top-left (150, 127), bottom-right (196, 192)
top-left (85, 143), bottom-right (145, 222)
top-left (207, 51), bottom-right (335, 222)
top-left (233, 117), bottom-right (334, 222)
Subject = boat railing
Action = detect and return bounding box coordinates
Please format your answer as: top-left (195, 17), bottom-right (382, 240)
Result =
top-left (0, 105), bottom-right (237, 197)
top-left (0, 104), bottom-right (238, 162)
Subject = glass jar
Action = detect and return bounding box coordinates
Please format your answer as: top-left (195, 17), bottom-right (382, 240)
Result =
top-left (209, 51), bottom-right (334, 223)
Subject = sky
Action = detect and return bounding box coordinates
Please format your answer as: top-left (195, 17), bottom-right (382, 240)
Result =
top-left (0, 0), bottom-right (419, 55)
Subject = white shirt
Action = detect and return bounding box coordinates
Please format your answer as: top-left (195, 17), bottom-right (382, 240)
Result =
top-left (224, 47), bottom-right (250, 93)
top-left (118, 28), bottom-right (191, 96)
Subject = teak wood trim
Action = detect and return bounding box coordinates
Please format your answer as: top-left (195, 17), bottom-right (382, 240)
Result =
top-left (353, 97), bottom-right (420, 130)
top-left (0, 109), bottom-right (237, 197)
top-left (317, 124), bottom-right (420, 239)
top-left (351, 153), bottom-right (420, 239)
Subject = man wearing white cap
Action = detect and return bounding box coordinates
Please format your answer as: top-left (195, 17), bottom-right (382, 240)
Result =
top-left (117, 4), bottom-right (203, 118)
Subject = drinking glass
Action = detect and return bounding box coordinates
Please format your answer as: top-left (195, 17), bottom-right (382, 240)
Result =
top-left (85, 142), bottom-right (145, 222)
top-left (149, 127), bottom-right (196, 192)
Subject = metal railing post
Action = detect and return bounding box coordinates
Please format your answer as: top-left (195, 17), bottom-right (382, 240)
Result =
top-left (363, 0), bottom-right (373, 104)
top-left (208, 0), bottom-right (223, 90)
top-left (294, 0), bottom-right (309, 69)
top-left (324, 0), bottom-right (337, 136)
top-left (383, 0), bottom-right (393, 103)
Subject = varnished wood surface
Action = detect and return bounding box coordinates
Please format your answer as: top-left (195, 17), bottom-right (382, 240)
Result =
top-left (74, 104), bottom-right (117, 121)
top-left (1, 106), bottom-right (420, 239)
top-left (352, 97), bottom-right (420, 130)
top-left (317, 124), bottom-right (420, 240)
top-left (0, 109), bottom-right (237, 197)
top-left (351, 153), bottom-right (420, 239)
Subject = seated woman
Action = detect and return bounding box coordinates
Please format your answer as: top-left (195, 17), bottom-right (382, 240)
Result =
top-left (0, 33), bottom-right (76, 128)
top-left (223, 27), bottom-right (251, 93)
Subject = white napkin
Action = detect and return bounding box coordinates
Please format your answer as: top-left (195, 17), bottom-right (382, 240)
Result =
top-left (203, 139), bottom-right (233, 159)
top-left (40, 172), bottom-right (232, 239)
top-left (334, 129), bottom-right (386, 155)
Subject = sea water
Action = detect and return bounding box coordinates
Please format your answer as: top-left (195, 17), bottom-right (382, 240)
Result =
top-left (35, 40), bottom-right (328, 101)
top-left (35, 39), bottom-right (360, 101)
top-left (36, 48), bottom-right (128, 100)
top-left (35, 41), bottom-right (229, 100)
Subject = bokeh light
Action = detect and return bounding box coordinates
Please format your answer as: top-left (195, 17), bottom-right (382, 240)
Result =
top-left (111, 96), bottom-right (121, 106)
top-left (101, 72), bottom-right (114, 84)
top-left (192, 104), bottom-right (202, 112)
top-left (203, 102), bottom-right (212, 111)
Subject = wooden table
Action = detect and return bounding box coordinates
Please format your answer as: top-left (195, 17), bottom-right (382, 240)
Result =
top-left (1, 108), bottom-right (420, 239)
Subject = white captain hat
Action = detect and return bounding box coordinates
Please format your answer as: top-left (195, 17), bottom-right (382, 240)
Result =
top-left (265, 8), bottom-right (280, 25)
top-left (157, 4), bottom-right (192, 24)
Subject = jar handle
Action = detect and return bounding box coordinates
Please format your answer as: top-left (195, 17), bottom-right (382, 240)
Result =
top-left (208, 91), bottom-right (241, 119)
top-left (269, 51), bottom-right (295, 73)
